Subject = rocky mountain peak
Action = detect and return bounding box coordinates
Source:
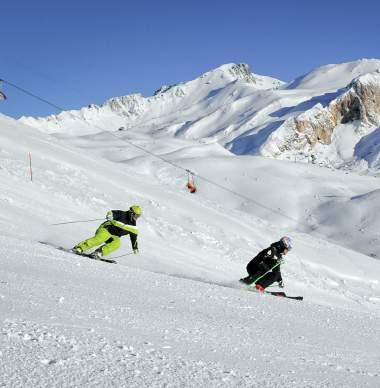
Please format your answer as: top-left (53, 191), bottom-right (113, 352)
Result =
top-left (259, 68), bottom-right (380, 169)
top-left (220, 63), bottom-right (258, 84)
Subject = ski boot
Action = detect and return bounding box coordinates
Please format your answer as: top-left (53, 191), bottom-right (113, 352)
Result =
top-left (255, 284), bottom-right (265, 293)
top-left (71, 246), bottom-right (83, 255)
top-left (90, 249), bottom-right (103, 260)
top-left (239, 275), bottom-right (255, 285)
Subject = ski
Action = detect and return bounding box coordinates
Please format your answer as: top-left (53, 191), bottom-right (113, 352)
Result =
top-left (264, 291), bottom-right (303, 301)
top-left (246, 287), bottom-right (303, 301)
top-left (39, 242), bottom-right (117, 264)
top-left (64, 248), bottom-right (117, 264)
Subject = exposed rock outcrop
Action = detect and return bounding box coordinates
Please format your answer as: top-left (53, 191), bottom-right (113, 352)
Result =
top-left (261, 71), bottom-right (380, 160)
top-left (226, 63), bottom-right (258, 84)
top-left (295, 71), bottom-right (380, 146)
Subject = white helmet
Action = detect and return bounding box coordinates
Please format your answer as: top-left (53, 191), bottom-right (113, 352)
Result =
top-left (280, 236), bottom-right (292, 251)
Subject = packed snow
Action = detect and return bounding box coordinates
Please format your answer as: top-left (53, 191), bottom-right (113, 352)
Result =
top-left (1, 105), bottom-right (380, 387)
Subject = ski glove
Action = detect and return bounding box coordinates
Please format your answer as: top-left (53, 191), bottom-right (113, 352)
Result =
top-left (106, 211), bottom-right (113, 221)
top-left (278, 280), bottom-right (284, 288)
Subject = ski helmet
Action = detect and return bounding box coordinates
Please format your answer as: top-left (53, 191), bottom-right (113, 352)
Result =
top-left (280, 236), bottom-right (292, 251)
top-left (130, 205), bottom-right (142, 218)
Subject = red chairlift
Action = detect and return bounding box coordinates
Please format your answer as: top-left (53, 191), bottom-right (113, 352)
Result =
top-left (186, 170), bottom-right (197, 193)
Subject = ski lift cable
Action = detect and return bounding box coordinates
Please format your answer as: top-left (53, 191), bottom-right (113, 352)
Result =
top-left (1, 77), bottom-right (302, 226)
top-left (1, 77), bottom-right (190, 168)
top-left (0, 78), bottom-right (63, 111)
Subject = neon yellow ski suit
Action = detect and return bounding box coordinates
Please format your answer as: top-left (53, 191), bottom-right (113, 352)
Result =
top-left (75, 209), bottom-right (139, 256)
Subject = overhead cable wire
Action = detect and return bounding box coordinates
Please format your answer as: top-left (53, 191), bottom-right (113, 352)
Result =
top-left (2, 77), bottom-right (303, 226)
top-left (1, 77), bottom-right (189, 170)
top-left (0, 78), bottom-right (65, 112)
top-left (194, 173), bottom-right (300, 225)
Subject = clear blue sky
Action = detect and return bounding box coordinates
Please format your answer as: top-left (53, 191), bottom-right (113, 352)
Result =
top-left (1, 0), bottom-right (379, 118)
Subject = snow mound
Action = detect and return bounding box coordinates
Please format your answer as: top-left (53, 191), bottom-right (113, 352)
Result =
top-left (312, 189), bottom-right (380, 258)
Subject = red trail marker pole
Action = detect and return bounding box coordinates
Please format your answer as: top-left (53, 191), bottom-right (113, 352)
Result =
top-left (29, 152), bottom-right (33, 182)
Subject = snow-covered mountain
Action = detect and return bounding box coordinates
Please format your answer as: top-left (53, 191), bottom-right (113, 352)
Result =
top-left (20, 59), bottom-right (380, 172)
top-left (19, 63), bottom-right (284, 136)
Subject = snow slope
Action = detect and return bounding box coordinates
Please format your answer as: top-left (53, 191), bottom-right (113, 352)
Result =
top-left (1, 112), bottom-right (380, 386)
top-left (287, 59), bottom-right (380, 91)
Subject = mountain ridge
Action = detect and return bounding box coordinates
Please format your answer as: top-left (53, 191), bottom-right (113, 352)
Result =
top-left (19, 59), bottom-right (380, 172)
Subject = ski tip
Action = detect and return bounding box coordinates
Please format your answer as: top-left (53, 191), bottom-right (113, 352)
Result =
top-left (101, 259), bottom-right (117, 264)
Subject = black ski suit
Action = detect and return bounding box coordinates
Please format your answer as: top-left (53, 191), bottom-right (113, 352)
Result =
top-left (242, 241), bottom-right (285, 288)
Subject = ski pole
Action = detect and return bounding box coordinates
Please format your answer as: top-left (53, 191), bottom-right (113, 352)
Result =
top-left (112, 252), bottom-right (134, 259)
top-left (51, 218), bottom-right (105, 226)
top-left (251, 260), bottom-right (283, 285)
